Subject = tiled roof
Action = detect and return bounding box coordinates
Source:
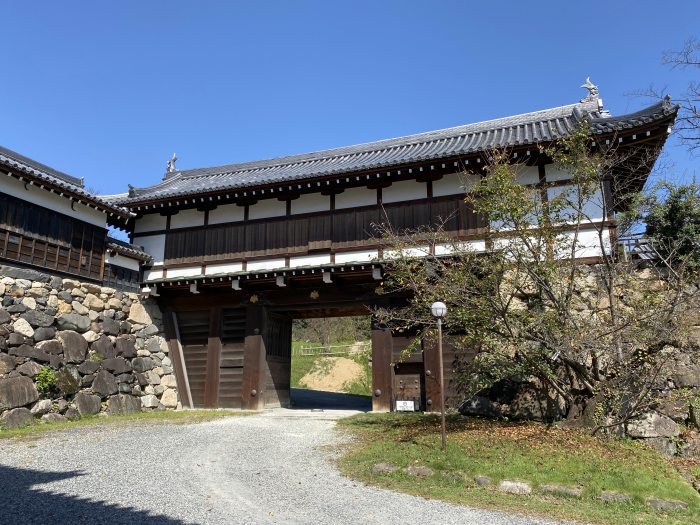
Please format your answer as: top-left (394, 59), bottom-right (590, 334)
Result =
top-left (110, 97), bottom-right (678, 206)
top-left (0, 145), bottom-right (133, 219)
top-left (107, 237), bottom-right (153, 262)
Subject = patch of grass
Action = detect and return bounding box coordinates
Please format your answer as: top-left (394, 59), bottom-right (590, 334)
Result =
top-left (338, 413), bottom-right (700, 525)
top-left (0, 409), bottom-right (250, 441)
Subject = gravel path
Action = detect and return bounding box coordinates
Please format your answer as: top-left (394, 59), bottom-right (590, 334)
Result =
top-left (0, 409), bottom-right (571, 525)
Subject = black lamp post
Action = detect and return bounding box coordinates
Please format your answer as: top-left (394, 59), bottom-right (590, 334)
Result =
top-left (430, 301), bottom-right (447, 451)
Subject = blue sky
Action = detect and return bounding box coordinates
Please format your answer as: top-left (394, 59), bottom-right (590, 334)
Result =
top-left (1, 1), bottom-right (698, 196)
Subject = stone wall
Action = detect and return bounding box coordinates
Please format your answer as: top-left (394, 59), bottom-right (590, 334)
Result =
top-left (0, 265), bottom-right (177, 429)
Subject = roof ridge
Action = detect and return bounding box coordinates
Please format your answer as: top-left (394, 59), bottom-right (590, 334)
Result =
top-left (168, 100), bottom-right (598, 181)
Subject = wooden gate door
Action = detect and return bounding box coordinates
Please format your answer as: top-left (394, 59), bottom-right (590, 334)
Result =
top-left (176, 310), bottom-right (210, 408)
top-left (392, 362), bottom-right (425, 411)
top-left (218, 309), bottom-right (246, 408)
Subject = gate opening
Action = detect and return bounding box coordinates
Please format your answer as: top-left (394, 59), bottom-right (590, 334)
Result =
top-left (290, 316), bottom-right (372, 410)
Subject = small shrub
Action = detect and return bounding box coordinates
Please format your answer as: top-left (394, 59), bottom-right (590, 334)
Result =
top-left (35, 367), bottom-right (58, 397)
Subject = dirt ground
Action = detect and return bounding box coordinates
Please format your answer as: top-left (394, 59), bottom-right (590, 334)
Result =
top-left (299, 357), bottom-right (363, 392)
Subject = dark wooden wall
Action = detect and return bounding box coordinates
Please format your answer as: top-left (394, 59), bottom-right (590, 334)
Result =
top-left (162, 195), bottom-right (483, 265)
top-left (0, 192), bottom-right (106, 280)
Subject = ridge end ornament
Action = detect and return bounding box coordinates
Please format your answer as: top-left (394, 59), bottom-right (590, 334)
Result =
top-left (580, 77), bottom-right (599, 103)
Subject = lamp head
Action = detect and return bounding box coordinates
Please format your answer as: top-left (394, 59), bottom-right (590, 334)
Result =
top-left (430, 301), bottom-right (447, 319)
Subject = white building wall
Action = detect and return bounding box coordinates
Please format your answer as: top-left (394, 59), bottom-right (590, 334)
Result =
top-left (205, 262), bottom-right (244, 275)
top-left (334, 250), bottom-right (379, 263)
top-left (138, 234), bottom-right (166, 266)
top-left (432, 172), bottom-right (479, 197)
top-left (291, 193), bottom-right (330, 214)
top-left (335, 186), bottom-right (376, 210)
top-left (249, 199), bottom-right (286, 220)
top-left (247, 258), bottom-right (286, 271)
top-left (170, 208), bottom-right (204, 229)
top-left (289, 254), bottom-right (332, 268)
top-left (2, 175), bottom-right (106, 227)
top-left (382, 179), bottom-right (427, 203)
top-left (166, 266), bottom-right (202, 278)
top-left (134, 213), bottom-right (167, 233)
top-left (208, 203), bottom-right (245, 225)
top-left (546, 185), bottom-right (606, 223)
top-left (105, 252), bottom-right (141, 271)
top-left (515, 165), bottom-right (540, 185)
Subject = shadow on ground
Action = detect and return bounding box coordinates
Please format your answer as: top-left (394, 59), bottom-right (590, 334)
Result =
top-left (290, 387), bottom-right (371, 411)
top-left (0, 464), bottom-right (192, 525)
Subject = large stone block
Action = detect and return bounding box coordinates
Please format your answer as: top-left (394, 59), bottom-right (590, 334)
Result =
top-left (140, 394), bottom-right (159, 408)
top-left (0, 353), bottom-right (16, 375)
top-left (0, 376), bottom-right (39, 410)
top-left (56, 366), bottom-right (81, 395)
top-left (92, 370), bottom-right (119, 397)
top-left (74, 392), bottom-right (102, 416)
top-left (1, 407), bottom-right (34, 429)
top-left (132, 357), bottom-right (154, 373)
top-left (12, 318), bottom-right (34, 338)
top-left (101, 357), bottom-right (132, 375)
top-left (128, 303), bottom-right (152, 325)
top-left (161, 388), bottom-right (178, 408)
top-left (36, 339), bottom-right (63, 355)
top-left (16, 361), bottom-right (43, 378)
top-left (33, 326), bottom-right (56, 342)
top-left (57, 330), bottom-right (88, 363)
top-left (8, 345), bottom-right (61, 367)
top-left (83, 294), bottom-right (105, 311)
top-left (101, 317), bottom-right (120, 336)
top-left (30, 399), bottom-right (52, 416)
top-left (20, 311), bottom-right (54, 328)
top-left (115, 337), bottom-right (136, 358)
top-left (107, 394), bottom-right (141, 415)
top-left (91, 336), bottom-right (116, 359)
top-left (56, 313), bottom-right (90, 333)
top-left (627, 412), bottom-right (680, 438)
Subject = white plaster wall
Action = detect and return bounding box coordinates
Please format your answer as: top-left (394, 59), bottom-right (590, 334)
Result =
top-left (335, 186), bottom-right (377, 210)
top-left (208, 203), bottom-right (245, 225)
top-left (434, 240), bottom-right (486, 255)
top-left (144, 269), bottom-right (163, 281)
top-left (433, 172), bottom-right (479, 197)
top-left (547, 185), bottom-right (605, 223)
top-left (204, 262), bottom-right (244, 275)
top-left (133, 213), bottom-right (167, 233)
top-left (515, 165), bottom-right (540, 185)
top-left (247, 258), bottom-right (286, 271)
top-left (289, 254), bottom-right (332, 268)
top-left (334, 250), bottom-right (379, 263)
top-left (555, 229), bottom-right (611, 259)
top-left (545, 165), bottom-right (571, 182)
top-left (383, 246), bottom-right (431, 259)
top-left (170, 208), bottom-right (204, 229)
top-left (138, 234), bottom-right (166, 265)
top-left (167, 266), bottom-right (202, 278)
top-left (249, 199), bottom-right (286, 220)
top-left (2, 175), bottom-right (106, 227)
top-left (291, 193), bottom-right (330, 214)
top-left (105, 252), bottom-right (141, 271)
top-left (382, 179), bottom-right (427, 203)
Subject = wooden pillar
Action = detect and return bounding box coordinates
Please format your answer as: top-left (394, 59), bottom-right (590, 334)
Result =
top-left (422, 335), bottom-right (441, 413)
top-left (203, 307), bottom-right (222, 408)
top-left (371, 328), bottom-right (393, 412)
top-left (241, 334), bottom-right (266, 410)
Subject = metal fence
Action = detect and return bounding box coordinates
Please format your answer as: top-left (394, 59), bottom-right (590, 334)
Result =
top-left (292, 342), bottom-right (370, 357)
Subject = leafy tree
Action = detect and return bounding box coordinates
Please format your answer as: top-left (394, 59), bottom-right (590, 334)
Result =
top-left (373, 126), bottom-right (699, 433)
top-left (641, 181), bottom-right (700, 271)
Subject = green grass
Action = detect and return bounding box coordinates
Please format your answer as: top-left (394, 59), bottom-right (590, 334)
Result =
top-left (0, 409), bottom-right (249, 441)
top-left (338, 413), bottom-right (700, 525)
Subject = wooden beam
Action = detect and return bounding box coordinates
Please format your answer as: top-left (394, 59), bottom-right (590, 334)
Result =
top-left (164, 310), bottom-right (193, 409)
top-left (203, 307), bottom-right (222, 408)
